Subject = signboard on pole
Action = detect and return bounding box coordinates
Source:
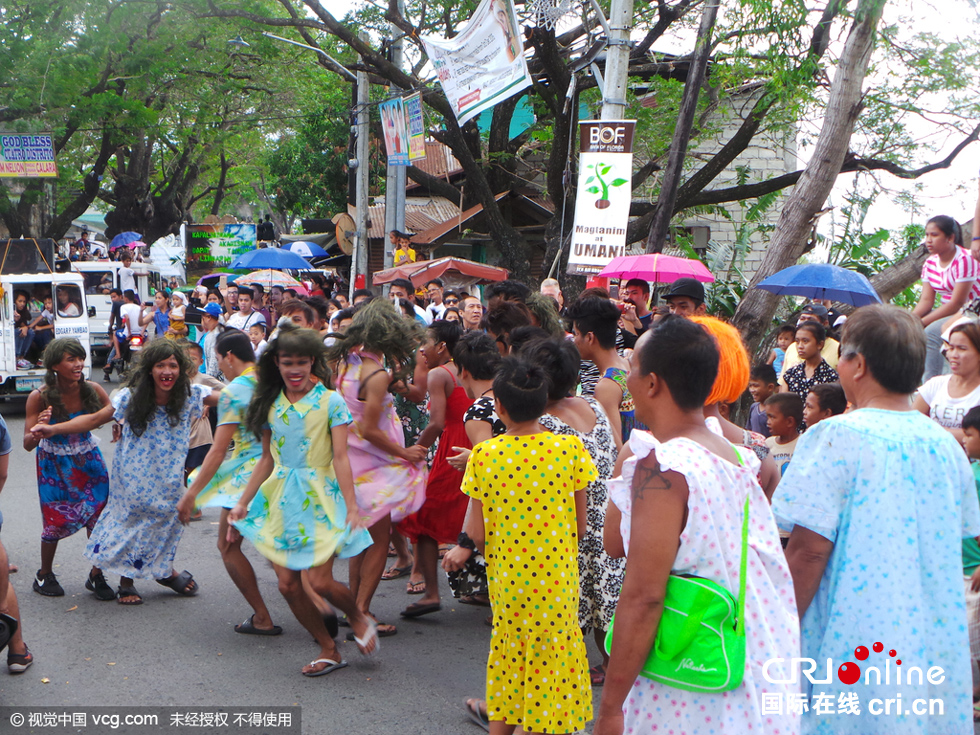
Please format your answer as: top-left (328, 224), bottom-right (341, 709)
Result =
top-left (404, 93), bottom-right (427, 162)
top-left (182, 223), bottom-right (256, 282)
top-left (566, 120), bottom-right (635, 276)
top-left (380, 97), bottom-right (410, 166)
top-left (0, 134), bottom-right (57, 177)
top-left (422, 0), bottom-right (531, 125)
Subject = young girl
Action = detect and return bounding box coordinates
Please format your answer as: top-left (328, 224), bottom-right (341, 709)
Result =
top-left (165, 291), bottom-right (188, 339)
top-left (141, 290), bottom-right (170, 339)
top-left (248, 323), bottom-right (268, 360)
top-left (780, 321), bottom-right (839, 413)
top-left (803, 382), bottom-right (846, 429)
top-left (228, 322), bottom-right (377, 676)
top-left (23, 339), bottom-right (113, 600)
top-left (397, 320), bottom-right (471, 615)
top-left (331, 299), bottom-right (428, 637)
top-left (461, 357), bottom-right (596, 735)
top-left (30, 339), bottom-right (218, 605)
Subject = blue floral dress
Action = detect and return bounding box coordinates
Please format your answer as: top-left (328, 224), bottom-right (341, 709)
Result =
top-left (85, 385), bottom-right (208, 580)
top-left (35, 409), bottom-right (109, 543)
top-left (234, 383), bottom-right (372, 570)
top-left (189, 369), bottom-right (261, 509)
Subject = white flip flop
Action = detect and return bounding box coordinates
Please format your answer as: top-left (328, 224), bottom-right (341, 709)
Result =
top-left (303, 658), bottom-right (348, 677)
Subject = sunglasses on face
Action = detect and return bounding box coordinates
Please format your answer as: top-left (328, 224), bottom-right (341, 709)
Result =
top-left (445, 298), bottom-right (459, 304)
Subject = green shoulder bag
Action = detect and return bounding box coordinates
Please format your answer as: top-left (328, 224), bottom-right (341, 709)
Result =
top-left (604, 453), bottom-right (750, 693)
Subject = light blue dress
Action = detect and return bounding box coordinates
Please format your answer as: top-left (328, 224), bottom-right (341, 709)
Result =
top-left (86, 385), bottom-right (208, 580)
top-left (234, 384), bottom-right (372, 570)
top-left (773, 409), bottom-right (980, 735)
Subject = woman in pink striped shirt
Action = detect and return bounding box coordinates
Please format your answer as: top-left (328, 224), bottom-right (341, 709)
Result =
top-left (912, 215), bottom-right (979, 381)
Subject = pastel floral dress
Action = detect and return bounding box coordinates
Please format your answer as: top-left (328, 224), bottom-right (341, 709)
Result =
top-left (189, 369), bottom-right (260, 509)
top-left (540, 396), bottom-right (624, 633)
top-left (85, 384), bottom-right (209, 580)
top-left (607, 423), bottom-right (800, 735)
top-left (335, 350), bottom-right (427, 526)
top-left (35, 408), bottom-right (109, 543)
top-left (462, 432), bottom-right (597, 734)
top-left (234, 383), bottom-right (372, 570)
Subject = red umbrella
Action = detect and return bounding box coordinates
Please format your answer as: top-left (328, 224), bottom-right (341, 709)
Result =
top-left (373, 256), bottom-right (509, 287)
top-left (598, 254), bottom-right (714, 283)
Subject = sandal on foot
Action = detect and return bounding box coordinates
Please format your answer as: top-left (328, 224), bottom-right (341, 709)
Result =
top-left (406, 579), bottom-right (426, 595)
top-left (353, 619), bottom-right (379, 656)
top-left (85, 571), bottom-right (116, 601)
top-left (459, 594), bottom-right (491, 607)
top-left (400, 601), bottom-right (441, 618)
top-left (302, 658), bottom-right (347, 677)
top-left (381, 564), bottom-right (411, 580)
top-left (463, 698), bottom-right (490, 732)
top-left (346, 621), bottom-right (396, 640)
top-left (157, 570), bottom-right (198, 596)
top-left (235, 614), bottom-right (282, 636)
top-left (117, 586), bottom-right (142, 605)
top-left (7, 646), bottom-right (33, 674)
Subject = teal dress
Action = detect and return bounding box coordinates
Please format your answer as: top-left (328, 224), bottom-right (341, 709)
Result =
top-left (234, 383), bottom-right (372, 570)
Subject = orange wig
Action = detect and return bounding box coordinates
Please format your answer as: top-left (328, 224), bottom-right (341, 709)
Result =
top-left (691, 315), bottom-right (750, 405)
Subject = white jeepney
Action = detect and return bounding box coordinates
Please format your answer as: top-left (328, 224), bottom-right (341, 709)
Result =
top-left (0, 239), bottom-right (92, 398)
top-left (71, 260), bottom-right (163, 356)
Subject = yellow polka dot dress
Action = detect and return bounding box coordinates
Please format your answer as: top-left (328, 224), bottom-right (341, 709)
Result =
top-left (462, 432), bottom-right (597, 734)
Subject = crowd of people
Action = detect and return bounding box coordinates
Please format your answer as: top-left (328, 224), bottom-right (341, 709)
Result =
top-left (0, 225), bottom-right (979, 735)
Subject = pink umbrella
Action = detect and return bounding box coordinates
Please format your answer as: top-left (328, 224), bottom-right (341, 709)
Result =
top-left (598, 254), bottom-right (715, 283)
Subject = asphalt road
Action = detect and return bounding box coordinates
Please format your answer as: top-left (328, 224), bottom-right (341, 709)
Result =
top-left (0, 401), bottom-right (604, 735)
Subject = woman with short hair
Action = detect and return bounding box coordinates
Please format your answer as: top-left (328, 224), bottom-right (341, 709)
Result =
top-left (774, 305), bottom-right (980, 734)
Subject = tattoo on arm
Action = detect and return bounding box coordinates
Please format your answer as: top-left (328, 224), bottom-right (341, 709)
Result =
top-left (632, 456), bottom-right (672, 501)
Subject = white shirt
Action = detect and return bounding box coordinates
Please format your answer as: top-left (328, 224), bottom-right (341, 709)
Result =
top-left (227, 310), bottom-right (266, 331)
top-left (120, 303), bottom-right (142, 338)
top-left (917, 374), bottom-right (980, 430)
top-left (427, 302), bottom-right (446, 321)
top-left (119, 266), bottom-right (136, 295)
top-left (58, 302), bottom-right (80, 317)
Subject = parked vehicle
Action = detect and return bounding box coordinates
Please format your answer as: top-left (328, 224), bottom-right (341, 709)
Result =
top-left (0, 239), bottom-right (93, 399)
top-left (72, 260), bottom-right (162, 358)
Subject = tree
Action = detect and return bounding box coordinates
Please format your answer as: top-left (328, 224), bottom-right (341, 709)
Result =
top-left (199, 0), bottom-right (980, 290)
top-left (0, 0), bottom-right (324, 242)
top-left (732, 0), bottom-right (887, 348)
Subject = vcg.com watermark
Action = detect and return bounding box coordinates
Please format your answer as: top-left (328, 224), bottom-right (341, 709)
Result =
top-left (761, 640), bottom-right (946, 717)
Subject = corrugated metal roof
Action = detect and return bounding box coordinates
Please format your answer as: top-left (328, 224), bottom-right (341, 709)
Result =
top-left (367, 196), bottom-right (463, 239)
top-left (410, 141), bottom-right (463, 178)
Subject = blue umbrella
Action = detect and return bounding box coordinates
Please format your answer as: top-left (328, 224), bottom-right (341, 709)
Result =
top-left (282, 241), bottom-right (329, 258)
top-left (109, 231), bottom-right (142, 249)
top-left (756, 263), bottom-right (881, 306)
top-left (228, 247), bottom-right (312, 270)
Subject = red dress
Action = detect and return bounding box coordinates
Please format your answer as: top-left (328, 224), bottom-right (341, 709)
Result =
top-left (398, 365), bottom-right (474, 544)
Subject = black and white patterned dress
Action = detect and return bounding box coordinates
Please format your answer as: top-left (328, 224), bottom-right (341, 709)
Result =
top-left (540, 396), bottom-right (624, 632)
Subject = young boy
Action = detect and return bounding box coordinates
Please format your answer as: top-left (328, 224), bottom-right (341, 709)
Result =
top-left (248, 323), bottom-right (268, 360)
top-left (763, 393), bottom-right (804, 476)
top-left (803, 382), bottom-right (846, 429)
top-left (746, 364), bottom-right (778, 437)
top-left (768, 324), bottom-right (796, 377)
top-left (961, 406), bottom-right (980, 700)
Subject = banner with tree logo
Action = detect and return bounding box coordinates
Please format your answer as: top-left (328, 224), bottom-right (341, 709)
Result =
top-left (567, 120), bottom-right (635, 276)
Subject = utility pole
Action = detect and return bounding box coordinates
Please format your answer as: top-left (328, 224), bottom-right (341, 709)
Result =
top-left (353, 32), bottom-right (370, 295)
top-left (598, 0), bottom-right (633, 120)
top-left (383, 6), bottom-right (407, 272)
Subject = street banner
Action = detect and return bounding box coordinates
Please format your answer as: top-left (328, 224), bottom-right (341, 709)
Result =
top-left (182, 223), bottom-right (256, 281)
top-left (567, 120), bottom-right (635, 276)
top-left (405, 93), bottom-right (427, 162)
top-left (380, 97), bottom-right (410, 166)
top-left (0, 134), bottom-right (57, 177)
top-left (422, 0), bottom-right (531, 125)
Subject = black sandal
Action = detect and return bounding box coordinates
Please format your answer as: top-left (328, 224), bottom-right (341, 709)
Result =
top-left (116, 586), bottom-right (142, 606)
top-left (156, 570), bottom-right (198, 596)
top-left (85, 571), bottom-right (116, 601)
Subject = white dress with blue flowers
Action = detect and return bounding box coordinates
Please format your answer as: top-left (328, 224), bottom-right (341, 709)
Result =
top-left (234, 383), bottom-right (372, 570)
top-left (85, 385), bottom-right (208, 580)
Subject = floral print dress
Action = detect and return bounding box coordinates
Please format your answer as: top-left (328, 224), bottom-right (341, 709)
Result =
top-left (540, 397), bottom-right (624, 633)
top-left (86, 385), bottom-right (209, 580)
top-left (234, 383), bottom-right (372, 570)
